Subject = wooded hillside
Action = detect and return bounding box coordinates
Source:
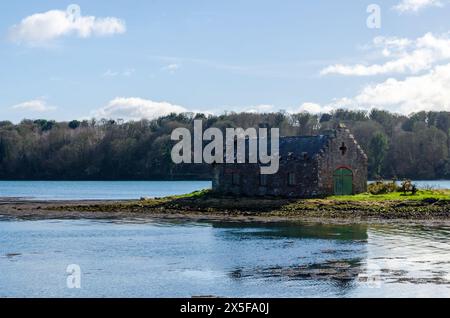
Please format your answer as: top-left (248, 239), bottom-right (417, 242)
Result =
top-left (0, 109), bottom-right (449, 180)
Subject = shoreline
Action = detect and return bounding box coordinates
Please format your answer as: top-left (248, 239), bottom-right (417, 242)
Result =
top-left (1, 194), bottom-right (450, 225)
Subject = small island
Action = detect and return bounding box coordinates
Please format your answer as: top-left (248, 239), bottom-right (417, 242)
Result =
top-left (2, 185), bottom-right (449, 222)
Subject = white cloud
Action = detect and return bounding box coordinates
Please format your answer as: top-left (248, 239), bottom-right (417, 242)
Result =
top-left (93, 97), bottom-right (188, 120)
top-left (162, 64), bottom-right (181, 74)
top-left (298, 102), bottom-right (334, 114)
top-left (318, 29), bottom-right (450, 114)
top-left (321, 33), bottom-right (450, 76)
top-left (393, 0), bottom-right (444, 13)
top-left (242, 104), bottom-right (277, 113)
top-left (226, 104), bottom-right (323, 114)
top-left (9, 7), bottom-right (126, 46)
top-left (224, 104), bottom-right (293, 114)
top-left (93, 99), bottom-right (285, 120)
top-left (103, 70), bottom-right (119, 77)
top-left (12, 98), bottom-right (57, 112)
top-left (91, 57), bottom-right (450, 119)
top-left (303, 63), bottom-right (450, 114)
top-left (122, 68), bottom-right (135, 77)
top-left (102, 68), bottom-right (135, 78)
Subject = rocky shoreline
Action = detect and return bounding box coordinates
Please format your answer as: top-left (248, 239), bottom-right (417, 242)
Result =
top-left (1, 193), bottom-right (450, 224)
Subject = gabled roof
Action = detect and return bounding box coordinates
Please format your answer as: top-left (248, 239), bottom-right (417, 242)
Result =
top-left (232, 134), bottom-right (333, 161)
top-left (279, 135), bottom-right (330, 159)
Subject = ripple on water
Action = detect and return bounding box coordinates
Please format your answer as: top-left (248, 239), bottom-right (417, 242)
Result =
top-left (1, 219), bottom-right (450, 297)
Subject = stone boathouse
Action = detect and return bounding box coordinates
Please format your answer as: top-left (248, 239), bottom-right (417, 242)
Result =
top-left (212, 124), bottom-right (368, 197)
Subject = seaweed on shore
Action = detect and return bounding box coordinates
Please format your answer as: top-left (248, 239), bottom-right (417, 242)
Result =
top-left (47, 189), bottom-right (450, 220)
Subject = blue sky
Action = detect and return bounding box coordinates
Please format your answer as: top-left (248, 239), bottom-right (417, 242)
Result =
top-left (2, 0), bottom-right (450, 122)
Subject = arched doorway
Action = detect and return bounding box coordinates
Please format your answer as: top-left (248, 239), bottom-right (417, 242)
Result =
top-left (333, 168), bottom-right (353, 195)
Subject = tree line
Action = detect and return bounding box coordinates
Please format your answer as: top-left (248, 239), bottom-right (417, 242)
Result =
top-left (0, 109), bottom-right (449, 180)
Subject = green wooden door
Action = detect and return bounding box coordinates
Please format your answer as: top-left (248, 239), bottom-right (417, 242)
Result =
top-left (333, 168), bottom-right (353, 195)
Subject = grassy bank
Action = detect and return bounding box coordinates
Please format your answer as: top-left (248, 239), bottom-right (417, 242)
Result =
top-left (50, 189), bottom-right (450, 220)
top-left (329, 190), bottom-right (450, 201)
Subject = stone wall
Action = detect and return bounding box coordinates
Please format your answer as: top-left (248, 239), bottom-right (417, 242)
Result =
top-left (317, 125), bottom-right (368, 195)
top-left (213, 125), bottom-right (368, 197)
top-left (213, 159), bottom-right (321, 198)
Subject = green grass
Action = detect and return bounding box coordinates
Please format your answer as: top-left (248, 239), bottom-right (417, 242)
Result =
top-left (52, 188), bottom-right (450, 220)
top-left (328, 190), bottom-right (450, 201)
top-left (157, 189), bottom-right (211, 200)
top-left (167, 188), bottom-right (450, 202)
top-left (165, 188), bottom-right (450, 202)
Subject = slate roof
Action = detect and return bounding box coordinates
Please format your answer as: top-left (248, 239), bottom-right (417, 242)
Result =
top-left (279, 135), bottom-right (331, 159)
top-left (233, 134), bottom-right (333, 161)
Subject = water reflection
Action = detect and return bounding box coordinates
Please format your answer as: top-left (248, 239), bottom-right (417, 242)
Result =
top-left (0, 219), bottom-right (449, 297)
top-left (213, 222), bottom-right (369, 241)
top-left (360, 224), bottom-right (450, 290)
top-left (211, 221), bottom-right (450, 297)
top-left (212, 222), bottom-right (367, 296)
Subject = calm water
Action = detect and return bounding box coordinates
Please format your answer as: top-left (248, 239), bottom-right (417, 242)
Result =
top-left (412, 180), bottom-right (450, 189)
top-left (1, 180), bottom-right (449, 297)
top-left (370, 180), bottom-right (450, 190)
top-left (0, 181), bottom-right (212, 201)
top-left (0, 180), bottom-right (448, 201)
top-left (0, 219), bottom-right (449, 298)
